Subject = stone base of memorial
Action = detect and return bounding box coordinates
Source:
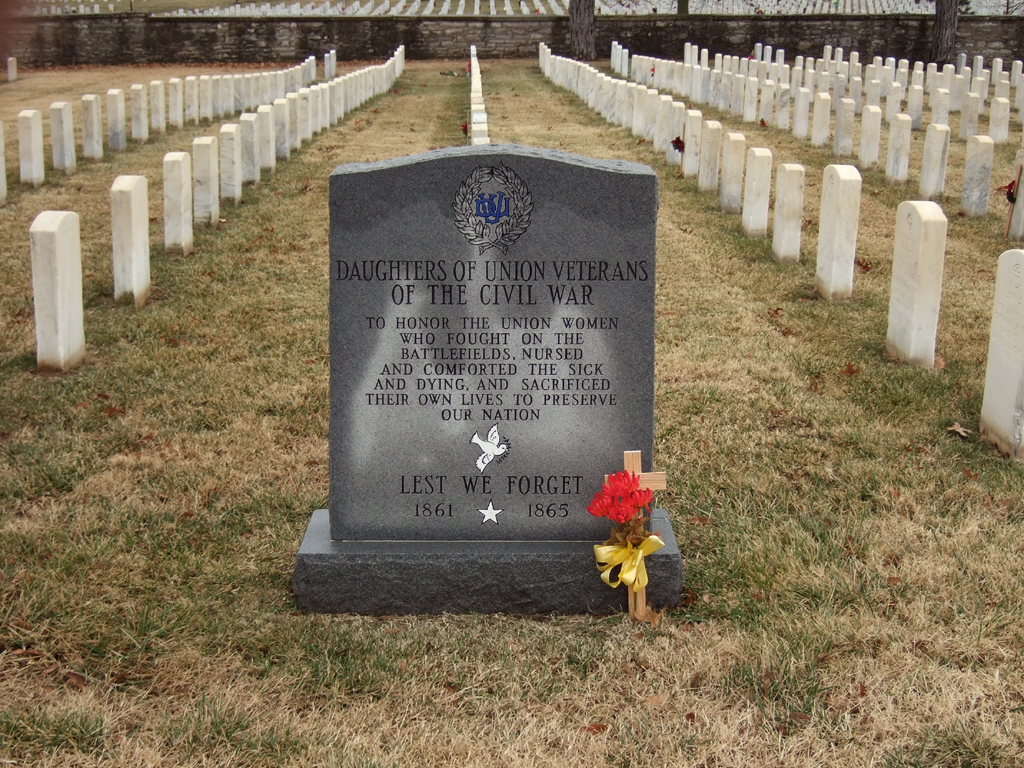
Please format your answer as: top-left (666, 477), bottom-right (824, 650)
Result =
top-left (292, 145), bottom-right (685, 615)
top-left (293, 508), bottom-right (684, 614)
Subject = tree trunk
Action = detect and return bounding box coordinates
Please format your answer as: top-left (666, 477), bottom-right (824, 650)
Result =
top-left (569, 0), bottom-right (596, 62)
top-left (930, 0), bottom-right (959, 65)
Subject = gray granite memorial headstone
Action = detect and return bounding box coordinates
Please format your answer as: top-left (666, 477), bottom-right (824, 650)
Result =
top-left (293, 144), bottom-right (684, 614)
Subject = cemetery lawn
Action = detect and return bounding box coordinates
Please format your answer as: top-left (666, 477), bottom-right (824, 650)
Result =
top-left (2, 57), bottom-right (1023, 767)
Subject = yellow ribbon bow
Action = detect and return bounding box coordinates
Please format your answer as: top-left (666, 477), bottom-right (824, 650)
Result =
top-left (594, 535), bottom-right (665, 593)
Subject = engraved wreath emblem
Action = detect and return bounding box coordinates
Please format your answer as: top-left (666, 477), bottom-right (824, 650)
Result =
top-left (453, 164), bottom-right (533, 255)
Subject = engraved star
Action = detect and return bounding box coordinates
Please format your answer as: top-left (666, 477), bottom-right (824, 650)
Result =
top-left (479, 501), bottom-right (501, 524)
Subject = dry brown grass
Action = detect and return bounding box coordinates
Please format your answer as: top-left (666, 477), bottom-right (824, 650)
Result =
top-left (1, 57), bottom-right (1023, 767)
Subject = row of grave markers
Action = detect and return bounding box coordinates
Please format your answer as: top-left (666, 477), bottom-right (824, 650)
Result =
top-left (158, 0), bottom-right (575, 16)
top-left (613, 42), bottom-right (1024, 148)
top-left (611, 41), bottom-right (1024, 134)
top-left (541, 42), bottom-right (1024, 463)
top-left (123, 0), bottom-right (1011, 15)
top-left (23, 47), bottom-right (405, 372)
top-left (13, 0), bottom-right (1019, 16)
top-left (5, 56), bottom-right (326, 196)
top-left (468, 46), bottom-right (489, 145)
top-left (549, 43), bottom-right (1024, 291)
top-left (166, 50), bottom-right (402, 247)
top-left (541, 44), bottom-right (862, 293)
top-left (608, 41), bottom-right (1024, 233)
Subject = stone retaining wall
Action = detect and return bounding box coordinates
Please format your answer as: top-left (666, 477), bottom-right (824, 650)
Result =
top-left (4, 14), bottom-right (1022, 67)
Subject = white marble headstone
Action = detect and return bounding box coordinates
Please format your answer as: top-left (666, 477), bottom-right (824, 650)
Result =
top-left (772, 163), bottom-right (804, 264)
top-left (981, 249), bottom-right (1024, 461)
top-left (815, 164), bottom-right (862, 300)
top-left (111, 175), bottom-right (151, 308)
top-left (719, 132), bottom-right (745, 214)
top-left (885, 201), bottom-right (947, 368)
top-left (18, 109), bottom-right (44, 187)
top-left (30, 211), bottom-right (84, 371)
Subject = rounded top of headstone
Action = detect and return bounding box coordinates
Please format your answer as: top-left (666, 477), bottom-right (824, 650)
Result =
top-left (330, 144), bottom-right (657, 181)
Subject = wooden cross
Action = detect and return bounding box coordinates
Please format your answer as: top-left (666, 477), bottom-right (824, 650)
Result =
top-left (605, 450), bottom-right (666, 491)
top-left (605, 450), bottom-right (667, 626)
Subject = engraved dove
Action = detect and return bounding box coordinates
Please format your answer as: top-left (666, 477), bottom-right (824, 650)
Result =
top-left (471, 424), bottom-right (508, 473)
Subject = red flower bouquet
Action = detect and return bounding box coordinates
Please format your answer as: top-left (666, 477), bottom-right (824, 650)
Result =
top-left (588, 471), bottom-right (664, 622)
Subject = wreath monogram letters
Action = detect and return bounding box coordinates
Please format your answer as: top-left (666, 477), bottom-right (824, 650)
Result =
top-left (453, 165), bottom-right (533, 256)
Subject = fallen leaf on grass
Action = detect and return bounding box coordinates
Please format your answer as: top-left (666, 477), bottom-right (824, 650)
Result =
top-left (963, 468), bottom-right (980, 481)
top-left (947, 422), bottom-right (971, 438)
top-left (840, 362), bottom-right (861, 377)
top-left (827, 699), bottom-right (856, 715)
top-left (640, 607), bottom-right (665, 628)
top-left (645, 693), bottom-right (671, 707)
top-left (934, 354), bottom-right (946, 369)
top-left (580, 723), bottom-right (608, 735)
top-left (65, 672), bottom-right (86, 690)
top-left (687, 516), bottom-right (710, 526)
top-left (790, 711), bottom-right (810, 723)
